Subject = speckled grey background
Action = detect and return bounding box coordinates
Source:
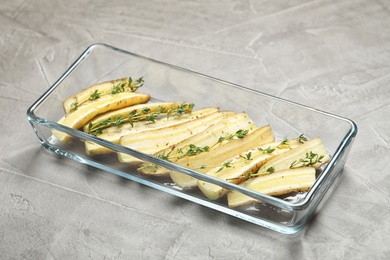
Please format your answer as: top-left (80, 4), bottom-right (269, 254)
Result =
top-left (1, 0), bottom-right (389, 259)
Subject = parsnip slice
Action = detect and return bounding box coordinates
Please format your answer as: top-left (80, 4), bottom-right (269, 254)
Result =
top-left (168, 125), bottom-right (275, 188)
top-left (52, 92), bottom-right (150, 143)
top-left (198, 139), bottom-right (303, 200)
top-left (117, 111), bottom-right (229, 165)
top-left (138, 112), bottom-right (258, 176)
top-left (63, 77), bottom-right (143, 113)
top-left (227, 167), bottom-right (316, 208)
top-left (85, 107), bottom-right (219, 156)
top-left (84, 101), bottom-right (194, 134)
top-left (101, 107), bottom-right (218, 135)
top-left (256, 137), bottom-right (330, 174)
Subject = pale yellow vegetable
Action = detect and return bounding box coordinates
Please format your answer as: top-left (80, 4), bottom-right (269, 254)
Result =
top-left (227, 167), bottom-right (316, 208)
top-left (198, 139), bottom-right (303, 200)
top-left (84, 101), bottom-right (194, 133)
top-left (118, 111), bottom-right (229, 165)
top-left (63, 77), bottom-right (142, 113)
top-left (101, 107), bottom-right (218, 135)
top-left (226, 137), bottom-right (330, 207)
top-left (138, 112), bottom-right (258, 176)
top-left (256, 137), bottom-right (330, 174)
top-left (169, 125), bottom-right (275, 188)
top-left (52, 92), bottom-right (150, 143)
top-left (85, 107), bottom-right (220, 156)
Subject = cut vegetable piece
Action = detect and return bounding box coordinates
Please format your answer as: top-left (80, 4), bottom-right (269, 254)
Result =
top-left (256, 137), bottom-right (330, 175)
top-left (85, 107), bottom-right (220, 156)
top-left (198, 139), bottom-right (303, 200)
top-left (102, 107), bottom-right (218, 135)
top-left (84, 101), bottom-right (194, 135)
top-left (138, 112), bottom-right (258, 176)
top-left (63, 77), bottom-right (143, 113)
top-left (118, 111), bottom-right (229, 165)
top-left (227, 167), bottom-right (316, 208)
top-left (168, 125), bottom-right (275, 188)
top-left (52, 92), bottom-right (151, 143)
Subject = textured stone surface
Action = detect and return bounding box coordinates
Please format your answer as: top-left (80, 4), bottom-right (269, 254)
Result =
top-left (1, 0), bottom-right (389, 259)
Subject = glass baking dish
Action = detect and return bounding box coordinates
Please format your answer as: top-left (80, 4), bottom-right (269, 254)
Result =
top-left (27, 43), bottom-right (357, 234)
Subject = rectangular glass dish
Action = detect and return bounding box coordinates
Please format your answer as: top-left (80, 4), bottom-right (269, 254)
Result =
top-left (27, 44), bottom-right (357, 234)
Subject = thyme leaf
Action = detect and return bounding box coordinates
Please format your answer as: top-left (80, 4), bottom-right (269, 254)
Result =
top-left (70, 101), bottom-right (78, 112)
top-left (258, 146), bottom-right (275, 154)
top-left (89, 90), bottom-right (101, 101)
top-left (266, 167), bottom-right (275, 174)
top-left (298, 134), bottom-right (308, 143)
top-left (217, 129), bottom-right (249, 144)
top-left (110, 76), bottom-right (144, 94)
top-left (240, 151), bottom-right (253, 161)
top-left (277, 137), bottom-right (290, 149)
top-left (216, 160), bottom-right (233, 173)
top-left (110, 83), bottom-right (126, 94)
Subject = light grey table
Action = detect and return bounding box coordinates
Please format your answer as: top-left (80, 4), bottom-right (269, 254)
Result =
top-left (1, 0), bottom-right (389, 259)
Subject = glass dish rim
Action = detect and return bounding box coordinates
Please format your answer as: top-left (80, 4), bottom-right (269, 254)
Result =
top-left (27, 43), bottom-right (358, 212)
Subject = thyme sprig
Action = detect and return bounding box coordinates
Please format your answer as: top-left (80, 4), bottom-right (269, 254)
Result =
top-left (177, 144), bottom-right (210, 158)
top-left (110, 77), bottom-right (144, 94)
top-left (289, 151), bottom-right (324, 169)
top-left (298, 134), bottom-right (308, 143)
top-left (258, 146), bottom-right (275, 154)
top-left (89, 90), bottom-right (101, 101)
top-left (277, 137), bottom-right (290, 149)
top-left (87, 117), bottom-right (125, 135)
top-left (240, 151), bottom-right (253, 161)
top-left (87, 102), bottom-right (194, 135)
top-left (216, 160), bottom-right (233, 173)
top-left (218, 129), bottom-right (249, 143)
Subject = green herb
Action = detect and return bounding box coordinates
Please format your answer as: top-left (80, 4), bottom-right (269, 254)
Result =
top-left (298, 134), bottom-right (308, 143)
top-left (111, 116), bottom-right (125, 126)
top-left (110, 83), bottom-right (126, 94)
top-left (226, 171), bottom-right (256, 181)
top-left (216, 160), bottom-right (233, 173)
top-left (181, 144), bottom-right (210, 158)
top-left (258, 146), bottom-right (275, 154)
top-left (290, 151), bottom-right (324, 168)
top-left (138, 151), bottom-right (170, 170)
top-left (110, 76), bottom-right (144, 94)
top-left (277, 137), bottom-right (291, 149)
top-left (240, 151), bottom-right (253, 161)
top-left (229, 166), bottom-right (273, 180)
top-left (156, 152), bottom-right (170, 162)
top-left (128, 76), bottom-right (144, 91)
top-left (217, 129), bottom-right (249, 143)
top-left (167, 103), bottom-right (195, 118)
top-left (266, 167), bottom-right (275, 173)
top-left (87, 116), bottom-right (125, 135)
top-left (70, 101), bottom-right (78, 112)
top-left (244, 171), bottom-right (254, 179)
top-left (89, 90), bottom-right (101, 101)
